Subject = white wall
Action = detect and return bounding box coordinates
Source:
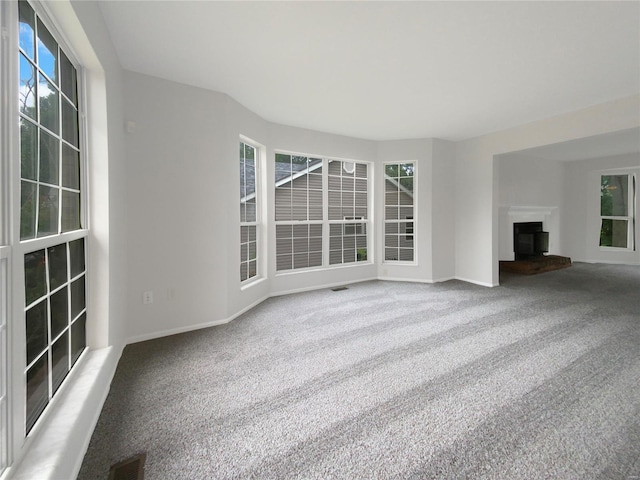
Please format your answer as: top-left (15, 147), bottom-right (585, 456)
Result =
top-left (431, 139), bottom-right (456, 281)
top-left (497, 154), bottom-right (565, 260)
top-left (456, 95), bottom-right (640, 286)
top-left (123, 71), bottom-right (231, 342)
top-left (498, 154), bottom-right (564, 207)
top-left (564, 153), bottom-right (640, 264)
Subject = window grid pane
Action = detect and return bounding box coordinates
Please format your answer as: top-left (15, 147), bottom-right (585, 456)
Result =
top-left (384, 162), bottom-right (415, 262)
top-left (276, 222), bottom-right (323, 271)
top-left (19, 4), bottom-right (81, 241)
top-left (23, 238), bottom-right (87, 435)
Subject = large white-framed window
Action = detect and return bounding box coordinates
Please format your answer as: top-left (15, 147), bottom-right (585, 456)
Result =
top-left (15, 0), bottom-right (88, 439)
top-left (384, 162), bottom-right (415, 262)
top-left (274, 153), bottom-right (370, 271)
top-left (240, 140), bottom-right (260, 282)
top-left (0, 1), bottom-right (89, 473)
top-left (599, 172), bottom-right (636, 250)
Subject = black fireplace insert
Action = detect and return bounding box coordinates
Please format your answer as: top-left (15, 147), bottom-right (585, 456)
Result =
top-left (513, 222), bottom-right (549, 260)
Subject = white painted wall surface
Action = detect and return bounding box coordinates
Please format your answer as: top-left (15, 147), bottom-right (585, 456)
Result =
top-left (564, 153), bottom-right (640, 264)
top-left (431, 139), bottom-right (456, 281)
top-left (123, 71), bottom-right (231, 342)
top-left (497, 154), bottom-right (565, 260)
top-left (454, 149), bottom-right (495, 286)
top-left (498, 154), bottom-right (564, 207)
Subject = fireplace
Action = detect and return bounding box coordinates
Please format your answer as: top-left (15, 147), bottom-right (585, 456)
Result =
top-left (513, 222), bottom-right (549, 260)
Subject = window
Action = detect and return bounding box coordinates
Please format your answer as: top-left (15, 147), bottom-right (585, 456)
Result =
top-left (599, 173), bottom-right (635, 250)
top-left (275, 154), bottom-right (369, 271)
top-left (240, 141), bottom-right (259, 282)
top-left (23, 240), bottom-right (86, 433)
top-left (275, 154), bottom-right (323, 270)
top-left (17, 0), bottom-right (87, 436)
top-left (384, 162), bottom-right (415, 262)
top-left (328, 160), bottom-right (368, 264)
top-left (19, 1), bottom-right (81, 240)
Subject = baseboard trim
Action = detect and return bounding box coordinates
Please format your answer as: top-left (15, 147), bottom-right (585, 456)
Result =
top-left (579, 258), bottom-right (640, 266)
top-left (376, 276), bottom-right (436, 284)
top-left (455, 276), bottom-right (498, 288)
top-left (270, 276), bottom-right (378, 297)
top-left (125, 294), bottom-right (270, 345)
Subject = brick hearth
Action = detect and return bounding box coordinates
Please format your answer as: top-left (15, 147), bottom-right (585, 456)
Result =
top-left (499, 255), bottom-right (572, 275)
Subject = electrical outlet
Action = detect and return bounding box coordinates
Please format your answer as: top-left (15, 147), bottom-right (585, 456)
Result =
top-left (143, 291), bottom-right (153, 304)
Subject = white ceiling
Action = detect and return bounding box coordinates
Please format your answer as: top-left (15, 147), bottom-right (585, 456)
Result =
top-left (98, 1), bottom-right (640, 142)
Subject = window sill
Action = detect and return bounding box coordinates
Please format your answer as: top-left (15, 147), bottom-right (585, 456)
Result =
top-left (7, 345), bottom-right (122, 480)
top-left (598, 246), bottom-right (635, 252)
top-left (240, 276), bottom-right (267, 291)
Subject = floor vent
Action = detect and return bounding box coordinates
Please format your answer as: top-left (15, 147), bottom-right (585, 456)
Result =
top-left (108, 453), bottom-right (146, 480)
top-left (331, 286), bottom-right (348, 291)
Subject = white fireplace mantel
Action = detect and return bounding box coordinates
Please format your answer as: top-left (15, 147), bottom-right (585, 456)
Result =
top-left (499, 206), bottom-right (560, 261)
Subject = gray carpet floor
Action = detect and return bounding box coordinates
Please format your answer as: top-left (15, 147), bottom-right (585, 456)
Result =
top-left (78, 263), bottom-right (640, 479)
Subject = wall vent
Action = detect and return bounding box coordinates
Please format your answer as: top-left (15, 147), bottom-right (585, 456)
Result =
top-left (108, 453), bottom-right (146, 480)
top-left (331, 286), bottom-right (348, 291)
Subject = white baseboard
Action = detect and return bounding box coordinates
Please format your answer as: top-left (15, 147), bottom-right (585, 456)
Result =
top-left (125, 294), bottom-right (270, 345)
top-left (270, 276), bottom-right (378, 297)
top-left (455, 276), bottom-right (498, 288)
top-left (578, 258), bottom-right (640, 266)
top-left (432, 276), bottom-right (456, 283)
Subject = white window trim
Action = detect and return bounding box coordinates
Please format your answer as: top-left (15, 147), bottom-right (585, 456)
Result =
top-left (240, 137), bottom-right (263, 285)
top-left (382, 161), bottom-right (417, 264)
top-left (1, 1), bottom-right (90, 475)
top-left (273, 151), bottom-right (372, 274)
top-left (598, 170), bottom-right (636, 252)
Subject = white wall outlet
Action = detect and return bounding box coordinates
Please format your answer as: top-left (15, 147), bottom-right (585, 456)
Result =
top-left (142, 291), bottom-right (153, 304)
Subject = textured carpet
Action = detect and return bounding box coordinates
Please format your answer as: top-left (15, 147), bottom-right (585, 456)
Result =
top-left (78, 263), bottom-right (640, 479)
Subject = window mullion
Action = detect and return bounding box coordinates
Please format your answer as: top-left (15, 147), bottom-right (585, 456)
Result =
top-left (322, 158), bottom-right (329, 267)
